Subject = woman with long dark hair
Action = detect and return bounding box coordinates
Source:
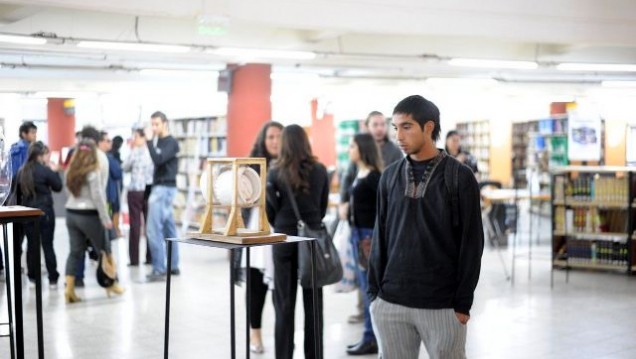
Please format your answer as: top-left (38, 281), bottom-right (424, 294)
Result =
top-left (266, 124), bottom-right (329, 359)
top-left (14, 141), bottom-right (62, 288)
top-left (64, 139), bottom-right (124, 303)
top-left (239, 120), bottom-right (283, 354)
top-left (345, 133), bottom-right (383, 355)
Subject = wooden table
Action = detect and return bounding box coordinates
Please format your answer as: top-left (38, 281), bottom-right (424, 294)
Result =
top-left (0, 206), bottom-right (45, 359)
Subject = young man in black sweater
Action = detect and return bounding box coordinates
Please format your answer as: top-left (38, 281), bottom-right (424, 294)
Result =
top-left (145, 111), bottom-right (180, 281)
top-left (368, 95), bottom-right (484, 359)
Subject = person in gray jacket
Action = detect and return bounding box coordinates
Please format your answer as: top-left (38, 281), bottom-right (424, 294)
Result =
top-left (64, 139), bottom-right (124, 303)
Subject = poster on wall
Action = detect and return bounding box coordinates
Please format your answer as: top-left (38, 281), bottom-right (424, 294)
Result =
top-left (627, 124), bottom-right (636, 166)
top-left (567, 111), bottom-right (602, 162)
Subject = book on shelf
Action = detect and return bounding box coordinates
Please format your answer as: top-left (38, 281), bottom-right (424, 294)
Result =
top-left (554, 175), bottom-right (630, 204)
top-left (565, 239), bottom-right (628, 266)
top-left (556, 207), bottom-right (628, 235)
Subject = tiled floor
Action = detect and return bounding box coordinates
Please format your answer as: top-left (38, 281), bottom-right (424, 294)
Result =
top-left (2, 207), bottom-right (636, 358)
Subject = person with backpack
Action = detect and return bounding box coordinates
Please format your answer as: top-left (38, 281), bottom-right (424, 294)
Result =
top-left (344, 133), bottom-right (383, 356)
top-left (368, 95), bottom-right (484, 359)
top-left (10, 121), bottom-right (38, 177)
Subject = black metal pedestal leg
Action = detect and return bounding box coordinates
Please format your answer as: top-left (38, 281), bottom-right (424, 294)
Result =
top-left (164, 241), bottom-right (173, 359)
top-left (34, 220), bottom-right (44, 359)
top-left (310, 241), bottom-right (321, 359)
top-left (230, 249), bottom-right (236, 359)
top-left (2, 224), bottom-right (15, 359)
top-left (246, 248), bottom-right (251, 359)
top-left (12, 223), bottom-right (23, 359)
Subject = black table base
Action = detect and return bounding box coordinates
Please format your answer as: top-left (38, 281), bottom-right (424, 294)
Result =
top-left (163, 236), bottom-right (320, 359)
top-left (1, 217), bottom-right (44, 359)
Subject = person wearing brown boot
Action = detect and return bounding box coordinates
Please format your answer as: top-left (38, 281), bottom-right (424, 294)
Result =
top-left (64, 275), bottom-right (81, 303)
top-left (64, 138), bottom-right (123, 303)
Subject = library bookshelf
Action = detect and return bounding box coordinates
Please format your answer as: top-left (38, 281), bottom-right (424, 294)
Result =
top-left (455, 120), bottom-right (490, 181)
top-left (171, 116), bottom-right (228, 231)
top-left (551, 166), bottom-right (636, 283)
top-left (512, 115), bottom-right (568, 190)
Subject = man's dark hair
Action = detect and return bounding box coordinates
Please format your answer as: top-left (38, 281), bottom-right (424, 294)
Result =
top-left (446, 130), bottom-right (459, 139)
top-left (99, 131), bottom-right (109, 142)
top-left (151, 111), bottom-right (168, 123)
top-left (393, 95), bottom-right (441, 141)
top-left (19, 121), bottom-right (37, 139)
top-left (134, 128), bottom-right (145, 137)
top-left (111, 135), bottom-right (123, 152)
top-left (365, 111), bottom-right (384, 126)
top-left (80, 126), bottom-right (101, 143)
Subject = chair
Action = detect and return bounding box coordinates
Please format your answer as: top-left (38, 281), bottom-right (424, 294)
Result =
top-left (479, 181), bottom-right (516, 246)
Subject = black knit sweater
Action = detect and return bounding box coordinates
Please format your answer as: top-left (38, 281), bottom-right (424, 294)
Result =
top-left (368, 152), bottom-right (484, 315)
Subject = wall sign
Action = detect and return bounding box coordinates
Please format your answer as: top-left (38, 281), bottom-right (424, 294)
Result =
top-left (567, 111), bottom-right (602, 162)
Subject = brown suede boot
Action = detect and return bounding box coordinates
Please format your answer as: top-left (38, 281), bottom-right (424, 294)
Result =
top-left (64, 275), bottom-right (81, 303)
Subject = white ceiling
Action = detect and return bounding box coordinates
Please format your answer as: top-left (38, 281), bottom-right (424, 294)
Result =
top-left (0, 0), bottom-right (636, 85)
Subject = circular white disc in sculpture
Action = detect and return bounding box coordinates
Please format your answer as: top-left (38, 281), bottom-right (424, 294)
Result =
top-left (200, 166), bottom-right (261, 205)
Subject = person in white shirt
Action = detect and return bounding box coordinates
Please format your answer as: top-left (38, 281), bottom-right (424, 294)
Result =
top-left (123, 127), bottom-right (154, 266)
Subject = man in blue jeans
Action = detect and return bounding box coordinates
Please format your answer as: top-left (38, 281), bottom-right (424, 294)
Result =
top-left (146, 111), bottom-right (180, 281)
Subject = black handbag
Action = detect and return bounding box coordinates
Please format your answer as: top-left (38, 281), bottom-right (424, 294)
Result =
top-left (284, 182), bottom-right (343, 288)
top-left (96, 239), bottom-right (117, 288)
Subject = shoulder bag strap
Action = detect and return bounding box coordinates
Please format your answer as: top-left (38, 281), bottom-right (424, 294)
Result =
top-left (283, 180), bottom-right (305, 227)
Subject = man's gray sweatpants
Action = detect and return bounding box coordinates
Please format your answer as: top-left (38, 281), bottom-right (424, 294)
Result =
top-left (371, 297), bottom-right (467, 359)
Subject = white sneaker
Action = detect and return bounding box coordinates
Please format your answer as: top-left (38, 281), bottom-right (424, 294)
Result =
top-left (28, 280), bottom-right (36, 289)
top-left (49, 283), bottom-right (58, 290)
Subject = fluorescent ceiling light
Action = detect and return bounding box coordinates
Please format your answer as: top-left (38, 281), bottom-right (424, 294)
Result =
top-left (557, 63), bottom-right (636, 72)
top-left (426, 77), bottom-right (498, 86)
top-left (601, 81), bottom-right (636, 88)
top-left (0, 34), bottom-right (46, 45)
top-left (140, 68), bottom-right (219, 77)
top-left (449, 58), bottom-right (538, 70)
top-left (33, 91), bottom-right (92, 98)
top-left (270, 72), bottom-right (321, 82)
top-left (77, 41), bottom-right (190, 53)
top-left (209, 47), bottom-right (316, 60)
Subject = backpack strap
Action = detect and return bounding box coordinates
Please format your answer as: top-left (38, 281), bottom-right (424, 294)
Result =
top-left (388, 159), bottom-right (404, 194)
top-left (445, 157), bottom-right (460, 228)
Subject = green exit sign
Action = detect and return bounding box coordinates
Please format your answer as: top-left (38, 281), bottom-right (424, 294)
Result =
top-left (197, 15), bottom-right (229, 36)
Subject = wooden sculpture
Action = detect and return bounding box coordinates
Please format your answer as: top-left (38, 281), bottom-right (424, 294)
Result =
top-left (187, 157), bottom-right (286, 244)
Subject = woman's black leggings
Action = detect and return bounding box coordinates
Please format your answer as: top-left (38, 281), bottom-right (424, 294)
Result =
top-left (248, 268), bottom-right (268, 329)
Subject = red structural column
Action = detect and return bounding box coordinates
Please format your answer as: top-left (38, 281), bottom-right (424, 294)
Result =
top-left (226, 64), bottom-right (272, 157)
top-left (47, 98), bottom-right (76, 153)
top-left (310, 99), bottom-right (336, 168)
